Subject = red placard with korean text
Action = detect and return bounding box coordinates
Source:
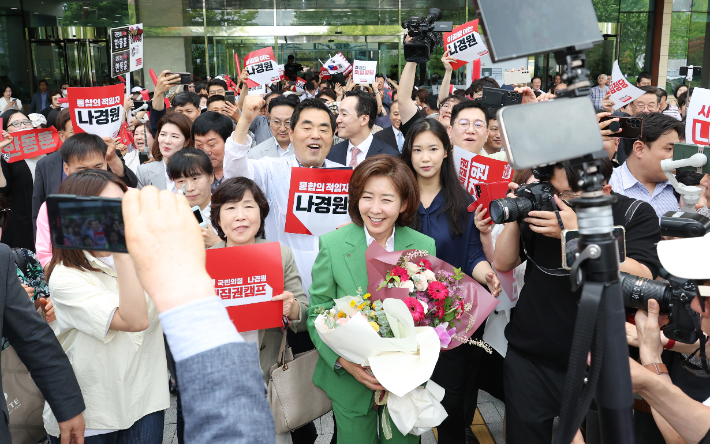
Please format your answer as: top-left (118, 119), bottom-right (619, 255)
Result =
top-left (2, 127), bottom-right (62, 163)
top-left (206, 242), bottom-right (284, 332)
top-left (68, 84), bottom-right (125, 138)
top-left (443, 20), bottom-right (488, 71)
top-left (285, 167), bottom-right (354, 236)
top-left (685, 87), bottom-right (710, 145)
top-left (453, 146), bottom-right (513, 196)
top-left (244, 47), bottom-right (280, 85)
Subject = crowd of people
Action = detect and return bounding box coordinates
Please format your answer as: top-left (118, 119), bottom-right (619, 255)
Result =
top-left (0, 45), bottom-right (709, 444)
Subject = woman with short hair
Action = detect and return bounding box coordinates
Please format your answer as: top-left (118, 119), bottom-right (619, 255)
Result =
top-left (307, 154), bottom-right (436, 444)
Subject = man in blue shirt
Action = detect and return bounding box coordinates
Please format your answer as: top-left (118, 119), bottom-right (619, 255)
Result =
top-left (588, 74), bottom-right (610, 109)
top-left (609, 112), bottom-right (684, 221)
top-left (29, 79), bottom-right (49, 113)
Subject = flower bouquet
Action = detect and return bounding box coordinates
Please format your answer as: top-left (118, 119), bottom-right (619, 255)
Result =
top-left (313, 290), bottom-right (447, 437)
top-left (366, 242), bottom-right (500, 351)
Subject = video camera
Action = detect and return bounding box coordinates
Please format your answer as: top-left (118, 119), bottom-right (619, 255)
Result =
top-left (401, 8), bottom-right (453, 63)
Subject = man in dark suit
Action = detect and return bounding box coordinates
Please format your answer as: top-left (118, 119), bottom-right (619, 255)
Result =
top-left (0, 243), bottom-right (85, 442)
top-left (32, 111), bottom-right (138, 229)
top-left (326, 90), bottom-right (399, 167)
top-left (29, 79), bottom-right (50, 113)
top-left (374, 101), bottom-right (405, 153)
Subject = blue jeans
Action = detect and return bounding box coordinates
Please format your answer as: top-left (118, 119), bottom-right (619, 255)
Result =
top-left (50, 410), bottom-right (165, 444)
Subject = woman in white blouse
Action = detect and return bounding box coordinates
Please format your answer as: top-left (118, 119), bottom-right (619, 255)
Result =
top-left (44, 169), bottom-right (169, 443)
top-left (0, 85), bottom-right (22, 112)
top-left (136, 113), bottom-right (192, 191)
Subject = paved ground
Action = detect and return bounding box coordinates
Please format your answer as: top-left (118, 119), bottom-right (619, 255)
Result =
top-left (161, 390), bottom-right (507, 443)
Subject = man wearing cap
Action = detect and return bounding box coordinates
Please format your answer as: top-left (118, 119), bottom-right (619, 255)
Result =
top-left (629, 234), bottom-right (710, 444)
top-left (130, 86), bottom-right (144, 101)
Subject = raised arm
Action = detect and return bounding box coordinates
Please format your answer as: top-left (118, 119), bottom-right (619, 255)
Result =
top-left (151, 70), bottom-right (180, 112)
top-left (398, 60), bottom-right (419, 125)
top-left (223, 95), bottom-right (264, 181)
top-left (237, 71), bottom-right (250, 111)
top-left (439, 51), bottom-right (457, 105)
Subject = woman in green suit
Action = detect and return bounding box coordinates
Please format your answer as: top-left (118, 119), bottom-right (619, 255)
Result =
top-left (307, 154), bottom-right (436, 444)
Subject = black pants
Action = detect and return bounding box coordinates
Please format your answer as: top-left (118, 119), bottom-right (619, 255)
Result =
top-left (504, 348), bottom-right (566, 444)
top-left (430, 341), bottom-right (484, 443)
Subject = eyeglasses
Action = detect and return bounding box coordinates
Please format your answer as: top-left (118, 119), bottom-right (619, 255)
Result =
top-left (8, 120), bottom-right (33, 129)
top-left (209, 89), bottom-right (225, 96)
top-left (439, 102), bottom-right (454, 110)
top-left (455, 119), bottom-right (487, 132)
top-left (270, 120), bottom-right (291, 128)
top-left (632, 103), bottom-right (657, 111)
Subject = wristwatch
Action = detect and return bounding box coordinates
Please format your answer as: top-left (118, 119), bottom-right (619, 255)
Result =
top-left (643, 362), bottom-right (669, 375)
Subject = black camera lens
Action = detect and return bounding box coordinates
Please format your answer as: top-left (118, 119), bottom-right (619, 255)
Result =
top-left (620, 272), bottom-right (672, 312)
top-left (490, 197), bottom-right (533, 224)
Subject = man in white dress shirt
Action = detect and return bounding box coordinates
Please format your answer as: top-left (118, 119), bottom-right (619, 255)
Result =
top-left (248, 96), bottom-right (297, 160)
top-left (480, 109), bottom-right (508, 161)
top-left (224, 96), bottom-right (343, 296)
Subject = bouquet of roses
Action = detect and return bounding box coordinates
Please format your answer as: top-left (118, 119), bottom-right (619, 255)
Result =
top-left (313, 289), bottom-right (447, 437)
top-left (366, 242), bottom-right (499, 351)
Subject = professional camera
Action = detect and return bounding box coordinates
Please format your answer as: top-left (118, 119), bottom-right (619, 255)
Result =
top-left (489, 166), bottom-right (556, 224)
top-left (402, 8), bottom-right (452, 63)
top-left (621, 272), bottom-right (703, 344)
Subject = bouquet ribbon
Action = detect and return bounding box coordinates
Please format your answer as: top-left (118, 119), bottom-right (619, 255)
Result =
top-left (376, 380), bottom-right (448, 438)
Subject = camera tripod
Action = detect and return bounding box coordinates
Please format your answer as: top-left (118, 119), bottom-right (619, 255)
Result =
top-left (552, 48), bottom-right (636, 444)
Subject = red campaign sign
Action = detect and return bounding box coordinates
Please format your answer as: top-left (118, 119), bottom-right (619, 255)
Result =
top-left (285, 167), bottom-right (354, 236)
top-left (2, 127), bottom-right (62, 163)
top-left (320, 66), bottom-right (331, 80)
top-left (295, 77), bottom-right (307, 93)
top-left (453, 147), bottom-right (513, 196)
top-left (118, 121), bottom-right (133, 146)
top-left (443, 20), bottom-right (488, 71)
top-left (686, 88), bottom-right (710, 145)
top-left (244, 47), bottom-right (279, 85)
top-left (68, 84), bottom-right (125, 139)
top-left (206, 242), bottom-right (284, 332)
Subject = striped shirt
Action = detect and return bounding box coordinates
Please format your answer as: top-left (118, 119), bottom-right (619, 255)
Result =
top-left (588, 85), bottom-right (610, 110)
top-left (609, 162), bottom-right (679, 222)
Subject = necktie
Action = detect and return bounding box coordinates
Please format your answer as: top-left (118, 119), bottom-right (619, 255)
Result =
top-left (349, 146), bottom-right (360, 168)
top-left (396, 132), bottom-right (404, 152)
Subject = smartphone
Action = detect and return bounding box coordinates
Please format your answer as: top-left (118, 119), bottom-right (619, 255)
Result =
top-left (466, 181), bottom-right (510, 224)
top-left (46, 195), bottom-right (127, 254)
top-left (679, 66), bottom-right (702, 77)
top-left (191, 206), bottom-right (209, 228)
top-left (331, 73), bottom-right (347, 87)
top-left (673, 143), bottom-right (710, 174)
top-left (561, 226), bottom-right (626, 270)
top-left (481, 87), bottom-right (522, 109)
top-left (167, 72), bottom-right (192, 85)
top-left (503, 70), bottom-right (531, 85)
top-left (225, 90), bottom-right (236, 105)
top-left (11, 98), bottom-right (17, 102)
top-left (599, 116), bottom-right (643, 139)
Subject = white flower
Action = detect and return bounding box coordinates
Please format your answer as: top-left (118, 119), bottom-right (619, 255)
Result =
top-left (399, 280), bottom-right (415, 292)
top-left (423, 270), bottom-right (436, 281)
top-left (414, 275), bottom-right (428, 291)
top-left (405, 261), bottom-right (420, 275)
top-left (419, 299), bottom-right (429, 314)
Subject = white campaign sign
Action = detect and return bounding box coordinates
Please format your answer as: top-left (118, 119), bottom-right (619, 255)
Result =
top-left (685, 87), bottom-right (710, 145)
top-left (353, 60), bottom-right (377, 85)
top-left (609, 61), bottom-right (646, 110)
top-left (244, 47), bottom-right (280, 85)
top-left (444, 22), bottom-right (489, 65)
top-left (248, 83), bottom-right (266, 96)
top-left (129, 23), bottom-right (143, 72)
top-left (293, 193), bottom-right (351, 236)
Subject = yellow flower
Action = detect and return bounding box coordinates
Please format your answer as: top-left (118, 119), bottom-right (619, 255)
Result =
top-left (358, 304), bottom-right (365, 310)
top-left (350, 300), bottom-right (357, 307)
top-left (337, 312), bottom-right (346, 318)
top-left (363, 293), bottom-right (371, 299)
top-left (369, 312), bottom-right (375, 317)
top-left (369, 321), bottom-right (380, 332)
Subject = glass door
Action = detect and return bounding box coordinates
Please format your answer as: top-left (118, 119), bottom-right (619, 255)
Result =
top-left (30, 42), bottom-right (67, 89)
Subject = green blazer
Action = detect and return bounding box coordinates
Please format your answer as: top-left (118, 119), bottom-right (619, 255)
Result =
top-left (307, 223), bottom-right (436, 415)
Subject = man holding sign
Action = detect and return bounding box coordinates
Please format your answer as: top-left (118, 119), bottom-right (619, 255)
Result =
top-left (224, 96), bottom-right (345, 297)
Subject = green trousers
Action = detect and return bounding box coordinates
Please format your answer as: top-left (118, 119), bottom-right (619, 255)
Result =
top-left (331, 400), bottom-right (420, 444)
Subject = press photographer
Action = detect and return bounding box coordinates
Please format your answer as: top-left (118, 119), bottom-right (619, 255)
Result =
top-left (492, 158), bottom-right (661, 444)
top-left (629, 233), bottom-right (710, 444)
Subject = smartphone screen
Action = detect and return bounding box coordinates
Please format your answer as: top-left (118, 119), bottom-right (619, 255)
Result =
top-left (562, 226), bottom-right (626, 269)
top-left (46, 195), bottom-right (127, 253)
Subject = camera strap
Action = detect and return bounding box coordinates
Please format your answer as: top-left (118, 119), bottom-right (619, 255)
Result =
top-left (521, 237), bottom-right (569, 277)
top-left (681, 298), bottom-right (710, 377)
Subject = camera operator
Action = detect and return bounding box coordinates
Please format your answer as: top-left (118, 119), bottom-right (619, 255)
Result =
top-left (629, 239), bottom-right (710, 444)
top-left (609, 112), bottom-right (684, 221)
top-left (493, 158), bottom-right (661, 444)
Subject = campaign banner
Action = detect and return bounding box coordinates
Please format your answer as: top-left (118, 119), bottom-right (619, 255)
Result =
top-left (278, 64), bottom-right (287, 81)
top-left (128, 24), bottom-right (143, 72)
top-left (68, 84), bottom-right (124, 138)
top-left (248, 83), bottom-right (266, 96)
top-left (206, 242), bottom-right (284, 332)
top-left (453, 146), bottom-right (513, 195)
top-left (320, 65), bottom-right (331, 80)
top-left (295, 77), bottom-right (306, 94)
top-left (110, 23), bottom-right (143, 77)
top-left (443, 20), bottom-right (489, 71)
top-left (285, 167), bottom-right (354, 236)
top-left (685, 87), bottom-right (710, 145)
top-left (1, 127), bottom-right (62, 163)
top-left (609, 61), bottom-right (646, 110)
top-left (244, 47), bottom-right (280, 85)
top-left (353, 60), bottom-right (377, 85)
top-left (323, 53), bottom-right (353, 76)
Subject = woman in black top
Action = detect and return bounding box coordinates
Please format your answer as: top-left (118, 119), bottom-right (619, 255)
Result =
top-left (401, 117), bottom-right (501, 443)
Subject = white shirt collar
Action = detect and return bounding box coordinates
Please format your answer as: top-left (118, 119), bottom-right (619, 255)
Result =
top-left (163, 160), bottom-right (177, 193)
top-left (348, 133), bottom-right (374, 157)
top-left (364, 225), bottom-right (395, 253)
